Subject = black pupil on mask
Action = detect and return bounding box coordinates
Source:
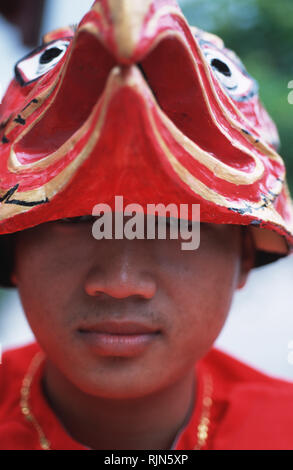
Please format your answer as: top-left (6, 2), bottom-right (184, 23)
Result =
top-left (40, 47), bottom-right (62, 65)
top-left (211, 59), bottom-right (232, 77)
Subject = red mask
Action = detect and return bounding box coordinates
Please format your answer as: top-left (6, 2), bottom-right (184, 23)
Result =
top-left (0, 0), bottom-right (292, 257)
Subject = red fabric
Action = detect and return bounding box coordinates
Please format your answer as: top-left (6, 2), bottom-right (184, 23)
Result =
top-left (1, 342), bottom-right (293, 450)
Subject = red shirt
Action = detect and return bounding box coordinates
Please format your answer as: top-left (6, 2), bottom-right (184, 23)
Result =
top-left (0, 343), bottom-right (293, 450)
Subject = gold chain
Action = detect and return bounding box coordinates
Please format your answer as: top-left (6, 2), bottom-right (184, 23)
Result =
top-left (20, 351), bottom-right (51, 450)
top-left (20, 352), bottom-right (213, 451)
top-left (193, 373), bottom-right (213, 450)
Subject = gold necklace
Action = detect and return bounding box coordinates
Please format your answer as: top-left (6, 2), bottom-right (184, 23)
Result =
top-left (20, 351), bottom-right (50, 450)
top-left (193, 373), bottom-right (213, 450)
top-left (20, 352), bottom-right (213, 451)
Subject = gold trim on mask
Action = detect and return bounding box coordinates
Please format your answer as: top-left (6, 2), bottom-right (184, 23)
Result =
top-left (2, 21), bottom-right (292, 238)
top-left (106, 0), bottom-right (153, 58)
top-left (2, 65), bottom-right (291, 236)
top-left (43, 27), bottom-right (74, 44)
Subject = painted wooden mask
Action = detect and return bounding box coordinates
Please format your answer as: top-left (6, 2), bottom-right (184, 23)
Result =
top-left (0, 0), bottom-right (292, 261)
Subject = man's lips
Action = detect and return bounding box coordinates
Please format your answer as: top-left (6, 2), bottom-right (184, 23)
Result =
top-left (77, 321), bottom-right (161, 358)
top-left (78, 320), bottom-right (160, 335)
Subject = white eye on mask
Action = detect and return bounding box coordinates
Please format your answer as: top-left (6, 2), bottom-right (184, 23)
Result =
top-left (15, 39), bottom-right (71, 86)
top-left (202, 44), bottom-right (258, 102)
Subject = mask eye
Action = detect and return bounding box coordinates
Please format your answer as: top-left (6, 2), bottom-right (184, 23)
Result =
top-left (202, 46), bottom-right (258, 102)
top-left (15, 39), bottom-right (71, 86)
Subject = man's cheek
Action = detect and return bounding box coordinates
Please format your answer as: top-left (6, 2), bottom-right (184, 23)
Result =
top-left (168, 319), bottom-right (207, 361)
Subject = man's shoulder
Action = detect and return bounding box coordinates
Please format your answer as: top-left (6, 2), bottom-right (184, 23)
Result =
top-left (201, 348), bottom-right (293, 449)
top-left (0, 343), bottom-right (40, 405)
top-left (1, 342), bottom-right (40, 371)
top-left (203, 347), bottom-right (293, 388)
top-left (0, 343), bottom-right (44, 449)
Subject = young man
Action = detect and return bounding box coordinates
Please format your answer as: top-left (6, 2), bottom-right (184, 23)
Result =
top-left (0, 0), bottom-right (293, 451)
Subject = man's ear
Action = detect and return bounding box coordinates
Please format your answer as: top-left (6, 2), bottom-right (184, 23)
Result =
top-left (237, 228), bottom-right (255, 290)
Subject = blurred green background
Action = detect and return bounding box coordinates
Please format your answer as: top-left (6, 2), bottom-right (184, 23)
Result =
top-left (180, 0), bottom-right (293, 191)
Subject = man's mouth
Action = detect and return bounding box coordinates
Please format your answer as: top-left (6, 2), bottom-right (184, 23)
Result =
top-left (77, 320), bottom-right (161, 358)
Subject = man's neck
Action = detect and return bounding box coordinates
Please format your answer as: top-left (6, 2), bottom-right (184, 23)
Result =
top-left (42, 363), bottom-right (196, 450)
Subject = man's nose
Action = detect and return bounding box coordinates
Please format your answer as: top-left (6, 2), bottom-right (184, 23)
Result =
top-left (84, 240), bottom-right (157, 300)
